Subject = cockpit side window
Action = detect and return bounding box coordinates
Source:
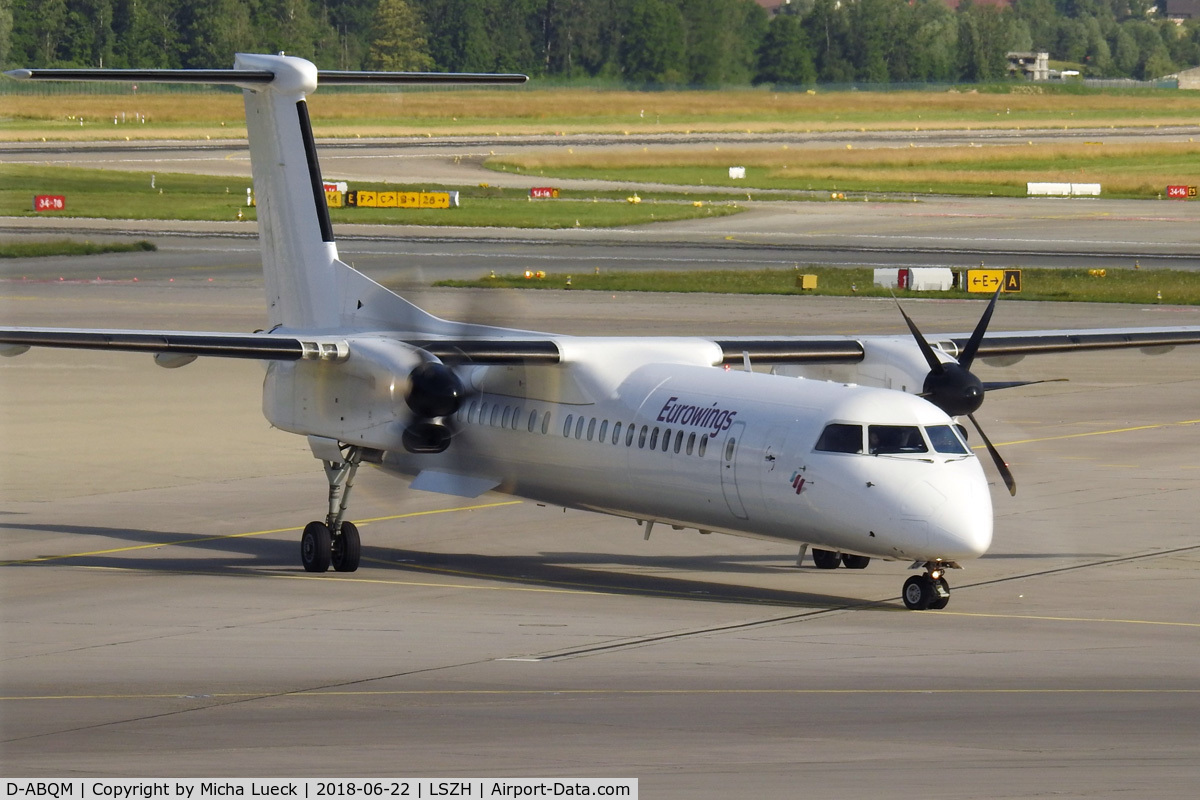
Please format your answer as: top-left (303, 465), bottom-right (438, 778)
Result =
top-left (815, 423), bottom-right (863, 454)
top-left (926, 424), bottom-right (969, 455)
top-left (868, 425), bottom-right (928, 455)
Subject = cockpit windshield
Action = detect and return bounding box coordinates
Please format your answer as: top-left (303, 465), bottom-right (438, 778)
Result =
top-left (926, 424), bottom-right (970, 455)
top-left (815, 422), bottom-right (974, 458)
top-left (868, 425), bottom-right (928, 455)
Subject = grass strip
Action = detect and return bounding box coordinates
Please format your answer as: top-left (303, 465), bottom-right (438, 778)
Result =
top-left (0, 164), bottom-right (742, 228)
top-left (488, 140), bottom-right (1200, 199)
top-left (435, 267), bottom-right (1200, 306)
top-left (4, 85), bottom-right (1199, 142)
top-left (0, 239), bottom-right (156, 258)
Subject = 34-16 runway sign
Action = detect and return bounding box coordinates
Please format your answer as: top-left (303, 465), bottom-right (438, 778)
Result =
top-left (33, 195), bottom-right (66, 211)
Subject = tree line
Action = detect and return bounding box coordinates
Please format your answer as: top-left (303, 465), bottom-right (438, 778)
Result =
top-left (3, 0), bottom-right (1198, 84)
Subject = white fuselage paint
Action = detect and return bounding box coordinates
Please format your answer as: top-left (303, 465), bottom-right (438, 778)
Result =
top-left (268, 335), bottom-right (994, 566)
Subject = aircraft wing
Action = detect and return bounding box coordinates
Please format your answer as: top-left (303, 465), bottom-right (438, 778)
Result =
top-left (0, 328), bottom-right (318, 361)
top-left (0, 327), bottom-right (562, 365)
top-left (710, 327), bottom-right (1200, 365)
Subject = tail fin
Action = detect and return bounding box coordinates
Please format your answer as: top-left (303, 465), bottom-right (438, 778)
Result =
top-left (235, 54), bottom-right (339, 331)
top-left (7, 57), bottom-right (526, 334)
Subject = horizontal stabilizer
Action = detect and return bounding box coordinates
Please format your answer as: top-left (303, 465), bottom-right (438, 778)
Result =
top-left (4, 68), bottom-right (527, 86)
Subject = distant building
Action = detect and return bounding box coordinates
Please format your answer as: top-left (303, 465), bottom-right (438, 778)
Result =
top-left (1164, 0), bottom-right (1200, 23)
top-left (1178, 66), bottom-right (1200, 89)
top-left (1007, 51), bottom-right (1049, 82)
top-left (754, 0), bottom-right (791, 13)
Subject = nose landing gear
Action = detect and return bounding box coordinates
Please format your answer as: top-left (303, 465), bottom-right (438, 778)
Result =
top-left (300, 445), bottom-right (363, 573)
top-left (902, 563), bottom-right (952, 610)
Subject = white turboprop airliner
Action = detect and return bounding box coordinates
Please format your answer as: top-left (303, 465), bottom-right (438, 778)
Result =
top-left (4, 55), bottom-right (1199, 610)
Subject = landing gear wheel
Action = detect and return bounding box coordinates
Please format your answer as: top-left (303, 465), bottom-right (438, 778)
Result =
top-left (332, 521), bottom-right (361, 573)
top-left (812, 548), bottom-right (841, 569)
top-left (301, 521), bottom-right (332, 573)
top-left (902, 575), bottom-right (935, 610)
top-left (929, 577), bottom-right (951, 610)
top-left (841, 554), bottom-right (871, 569)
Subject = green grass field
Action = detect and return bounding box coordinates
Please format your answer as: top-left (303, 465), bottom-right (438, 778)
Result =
top-left (0, 239), bottom-right (156, 258)
top-left (436, 267), bottom-right (1200, 305)
top-left (0, 164), bottom-right (742, 228)
top-left (3, 84), bottom-right (1199, 142)
top-left (488, 140), bottom-right (1200, 199)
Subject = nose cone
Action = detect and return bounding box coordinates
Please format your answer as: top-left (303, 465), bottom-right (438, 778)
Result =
top-left (929, 464), bottom-right (993, 559)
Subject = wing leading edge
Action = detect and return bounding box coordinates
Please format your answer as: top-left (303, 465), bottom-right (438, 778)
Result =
top-left (711, 327), bottom-right (1200, 366)
top-left (0, 328), bottom-right (562, 365)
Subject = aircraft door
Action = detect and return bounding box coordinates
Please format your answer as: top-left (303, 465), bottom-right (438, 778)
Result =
top-left (720, 421), bottom-right (749, 520)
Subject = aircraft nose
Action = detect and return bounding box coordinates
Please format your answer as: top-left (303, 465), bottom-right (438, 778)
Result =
top-left (930, 472), bottom-right (993, 559)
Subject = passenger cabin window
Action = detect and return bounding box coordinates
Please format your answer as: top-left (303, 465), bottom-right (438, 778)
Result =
top-left (868, 425), bottom-right (928, 455)
top-left (815, 423), bottom-right (863, 454)
top-left (926, 424), bottom-right (969, 455)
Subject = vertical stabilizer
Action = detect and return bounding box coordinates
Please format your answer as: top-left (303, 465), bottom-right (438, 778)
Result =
top-left (235, 54), bottom-right (340, 332)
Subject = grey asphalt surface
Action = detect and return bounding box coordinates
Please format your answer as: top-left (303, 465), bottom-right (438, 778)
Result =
top-left (2, 135), bottom-right (1200, 795)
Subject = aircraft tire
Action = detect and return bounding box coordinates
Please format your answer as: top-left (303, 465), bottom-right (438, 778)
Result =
top-left (841, 554), bottom-right (871, 569)
top-left (812, 548), bottom-right (841, 569)
top-left (301, 521), bottom-right (332, 573)
top-left (902, 575), bottom-right (935, 610)
top-left (332, 521), bottom-right (361, 573)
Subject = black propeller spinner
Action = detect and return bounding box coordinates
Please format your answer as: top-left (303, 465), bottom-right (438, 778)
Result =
top-left (894, 286), bottom-right (1017, 496)
top-left (402, 359), bottom-right (468, 454)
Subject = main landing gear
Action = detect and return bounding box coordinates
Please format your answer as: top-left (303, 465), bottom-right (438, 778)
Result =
top-left (300, 445), bottom-right (363, 573)
top-left (811, 548), bottom-right (871, 570)
top-left (902, 562), bottom-right (951, 611)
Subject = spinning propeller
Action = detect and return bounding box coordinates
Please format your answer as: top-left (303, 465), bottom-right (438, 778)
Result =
top-left (894, 286), bottom-right (1019, 496)
top-left (401, 356), bottom-right (470, 454)
top-left (397, 284), bottom-right (542, 456)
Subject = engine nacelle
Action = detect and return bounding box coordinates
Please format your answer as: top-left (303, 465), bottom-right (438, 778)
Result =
top-left (263, 336), bottom-right (428, 450)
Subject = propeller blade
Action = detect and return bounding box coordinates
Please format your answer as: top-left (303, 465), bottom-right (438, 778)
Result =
top-left (968, 412), bottom-right (1016, 497)
top-left (892, 294), bottom-right (944, 374)
top-left (957, 284), bottom-right (1003, 371)
top-left (982, 378), bottom-right (1068, 392)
